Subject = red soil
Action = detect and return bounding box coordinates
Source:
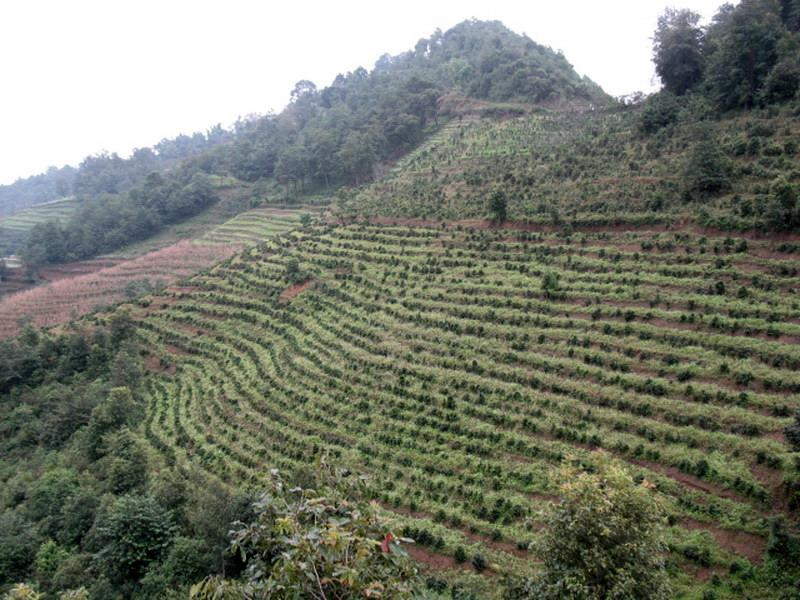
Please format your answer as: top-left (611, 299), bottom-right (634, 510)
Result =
top-left (682, 518), bottom-right (765, 564)
top-left (279, 279), bottom-right (315, 302)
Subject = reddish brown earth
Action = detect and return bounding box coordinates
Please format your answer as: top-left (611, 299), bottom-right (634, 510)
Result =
top-left (279, 279), bottom-right (315, 302)
top-left (682, 518), bottom-right (766, 564)
top-left (406, 545), bottom-right (476, 573)
top-left (632, 459), bottom-right (750, 504)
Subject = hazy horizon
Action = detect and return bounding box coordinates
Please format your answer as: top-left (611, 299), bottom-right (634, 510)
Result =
top-left (1, 0), bottom-right (729, 186)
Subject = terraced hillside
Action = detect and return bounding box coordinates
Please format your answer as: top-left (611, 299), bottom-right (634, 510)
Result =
top-left (346, 104), bottom-right (800, 231)
top-left (0, 208), bottom-right (308, 338)
top-left (131, 222), bottom-right (800, 598)
top-left (0, 197), bottom-right (78, 256)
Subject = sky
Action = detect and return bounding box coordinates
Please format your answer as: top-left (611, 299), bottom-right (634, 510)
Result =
top-left (0, 0), bottom-right (729, 185)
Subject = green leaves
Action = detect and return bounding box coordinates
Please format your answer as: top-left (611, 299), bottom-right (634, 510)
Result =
top-left (530, 454), bottom-right (671, 600)
top-left (192, 468), bottom-right (419, 599)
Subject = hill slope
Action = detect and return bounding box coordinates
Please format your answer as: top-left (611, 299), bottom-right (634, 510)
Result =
top-left (344, 100), bottom-right (800, 232)
top-left (131, 221), bottom-right (798, 596)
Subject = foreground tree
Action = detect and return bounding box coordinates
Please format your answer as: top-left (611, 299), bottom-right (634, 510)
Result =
top-left (524, 454), bottom-right (671, 600)
top-left (190, 465), bottom-right (420, 599)
top-left (653, 8), bottom-right (705, 95)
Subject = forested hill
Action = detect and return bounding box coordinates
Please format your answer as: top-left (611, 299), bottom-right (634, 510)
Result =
top-left (10, 20), bottom-right (608, 271)
top-left (0, 130), bottom-right (229, 217)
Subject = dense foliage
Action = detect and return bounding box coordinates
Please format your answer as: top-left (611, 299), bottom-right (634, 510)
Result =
top-left (0, 130), bottom-right (228, 219)
top-left (191, 467), bottom-right (420, 599)
top-left (654, 0), bottom-right (800, 109)
top-left (519, 455), bottom-right (671, 599)
top-left (22, 172), bottom-right (218, 272)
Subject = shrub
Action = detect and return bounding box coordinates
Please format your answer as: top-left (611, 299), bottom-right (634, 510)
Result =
top-left (528, 453), bottom-right (671, 599)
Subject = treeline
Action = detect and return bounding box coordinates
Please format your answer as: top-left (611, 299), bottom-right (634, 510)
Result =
top-left (652, 0), bottom-right (800, 109)
top-left (640, 0), bottom-right (800, 231)
top-left (0, 129), bottom-right (230, 218)
top-left (22, 171), bottom-right (217, 271)
top-left (0, 166), bottom-right (76, 217)
top-left (20, 20), bottom-right (606, 271)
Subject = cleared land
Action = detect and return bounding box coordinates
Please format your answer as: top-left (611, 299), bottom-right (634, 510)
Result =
top-left (131, 221), bottom-right (800, 597)
top-left (0, 209), bottom-right (307, 337)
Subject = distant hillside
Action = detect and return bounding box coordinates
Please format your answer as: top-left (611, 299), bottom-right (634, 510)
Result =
top-left (0, 166), bottom-right (75, 217)
top-left (0, 129), bottom-right (230, 218)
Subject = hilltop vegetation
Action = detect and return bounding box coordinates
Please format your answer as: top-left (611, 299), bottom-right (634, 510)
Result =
top-left (12, 20), bottom-right (607, 273)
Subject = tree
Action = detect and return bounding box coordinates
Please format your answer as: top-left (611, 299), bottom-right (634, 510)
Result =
top-left (90, 495), bottom-right (175, 582)
top-left (706, 0), bottom-right (786, 109)
top-left (191, 467), bottom-right (420, 599)
top-left (682, 137), bottom-right (732, 200)
top-left (653, 8), bottom-right (705, 95)
top-left (337, 132), bottom-right (378, 185)
top-left (526, 454), bottom-right (671, 600)
top-left (489, 190), bottom-right (508, 222)
top-left (541, 271), bottom-right (561, 299)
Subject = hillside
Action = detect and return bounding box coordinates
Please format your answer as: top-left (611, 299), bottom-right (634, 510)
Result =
top-left (0, 197), bottom-right (79, 257)
top-left (3, 219), bottom-right (797, 598)
top-left (0, 207), bottom-right (311, 338)
top-left (345, 100), bottom-right (800, 232)
top-left (1, 5), bottom-right (800, 600)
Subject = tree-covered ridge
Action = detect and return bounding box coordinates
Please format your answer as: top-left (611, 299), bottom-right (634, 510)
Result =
top-left (0, 167), bottom-right (76, 218)
top-left (14, 20), bottom-right (609, 272)
top-left (653, 0), bottom-right (800, 107)
top-left (0, 129), bottom-right (230, 218)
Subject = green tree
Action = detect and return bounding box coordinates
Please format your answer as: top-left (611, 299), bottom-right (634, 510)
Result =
top-left (337, 132), bottom-right (378, 185)
top-left (682, 138), bottom-right (732, 200)
top-left (527, 454), bottom-right (671, 600)
top-left (541, 271), bottom-right (561, 300)
top-left (706, 0), bottom-right (786, 109)
top-left (191, 467), bottom-right (420, 599)
top-left (489, 190), bottom-right (508, 222)
top-left (653, 8), bottom-right (705, 95)
top-left (786, 409), bottom-right (800, 451)
top-left (91, 495), bottom-right (175, 582)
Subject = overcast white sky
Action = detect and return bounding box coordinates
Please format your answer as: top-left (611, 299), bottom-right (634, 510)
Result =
top-left (0, 0), bottom-right (729, 185)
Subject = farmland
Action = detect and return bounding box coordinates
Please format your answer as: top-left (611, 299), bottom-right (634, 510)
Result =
top-left (0, 197), bottom-right (79, 256)
top-left (346, 105), bottom-right (800, 232)
top-left (128, 221), bottom-right (800, 598)
top-left (0, 208), bottom-right (308, 338)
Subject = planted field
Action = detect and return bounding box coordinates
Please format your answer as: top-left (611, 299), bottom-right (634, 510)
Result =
top-left (133, 222), bottom-right (800, 597)
top-left (0, 209), bottom-right (308, 338)
top-left (346, 106), bottom-right (800, 231)
top-left (0, 197), bottom-right (79, 255)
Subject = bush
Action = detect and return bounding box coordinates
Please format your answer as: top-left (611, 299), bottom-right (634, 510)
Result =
top-left (190, 466), bottom-right (420, 599)
top-left (682, 139), bottom-right (732, 201)
top-left (471, 552), bottom-right (487, 572)
top-left (90, 495), bottom-right (175, 582)
top-left (528, 453), bottom-right (671, 599)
